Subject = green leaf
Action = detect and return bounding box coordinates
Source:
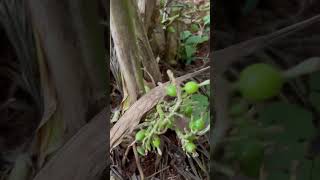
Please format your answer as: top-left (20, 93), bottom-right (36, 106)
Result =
top-left (258, 102), bottom-right (314, 143)
top-left (203, 15), bottom-right (210, 25)
top-left (160, 0), bottom-right (166, 8)
top-left (185, 35), bottom-right (208, 45)
top-left (205, 27), bottom-right (210, 32)
top-left (185, 35), bottom-right (203, 44)
top-left (264, 142), bottom-right (306, 179)
top-left (190, 94), bottom-right (209, 119)
top-left (257, 102), bottom-right (316, 179)
top-left (201, 35), bottom-right (209, 42)
top-left (185, 45), bottom-right (196, 58)
top-left (190, 23), bottom-right (199, 32)
top-left (180, 31), bottom-right (192, 40)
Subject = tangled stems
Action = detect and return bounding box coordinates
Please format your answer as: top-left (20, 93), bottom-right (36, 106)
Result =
top-left (141, 71), bottom-right (183, 153)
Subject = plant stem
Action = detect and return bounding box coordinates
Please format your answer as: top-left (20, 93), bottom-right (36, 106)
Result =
top-left (199, 79), bottom-right (210, 87)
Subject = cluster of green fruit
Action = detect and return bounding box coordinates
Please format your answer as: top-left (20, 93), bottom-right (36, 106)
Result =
top-left (135, 80), bottom-right (209, 156)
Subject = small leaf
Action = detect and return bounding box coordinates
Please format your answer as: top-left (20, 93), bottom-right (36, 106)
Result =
top-left (201, 35), bottom-right (209, 42)
top-left (190, 94), bottom-right (209, 119)
top-left (185, 35), bottom-right (202, 44)
top-left (190, 23), bottom-right (199, 32)
top-left (185, 35), bottom-right (208, 45)
top-left (203, 15), bottom-right (210, 25)
top-left (258, 102), bottom-right (314, 143)
top-left (185, 45), bottom-right (197, 58)
top-left (180, 30), bottom-right (192, 40)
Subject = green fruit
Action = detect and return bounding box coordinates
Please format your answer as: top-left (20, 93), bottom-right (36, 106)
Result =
top-left (184, 81), bottom-right (199, 94)
top-left (189, 118), bottom-right (205, 131)
top-left (238, 141), bottom-right (264, 177)
top-left (135, 129), bottom-right (147, 142)
top-left (167, 26), bottom-right (176, 33)
top-left (166, 84), bottom-right (177, 97)
top-left (137, 146), bottom-right (146, 156)
top-left (238, 63), bottom-right (284, 101)
top-left (185, 142), bottom-right (196, 153)
top-left (152, 136), bottom-right (161, 148)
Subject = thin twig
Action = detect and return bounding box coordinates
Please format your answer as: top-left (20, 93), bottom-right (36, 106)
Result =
top-left (133, 143), bottom-right (145, 180)
top-left (145, 166), bottom-right (170, 179)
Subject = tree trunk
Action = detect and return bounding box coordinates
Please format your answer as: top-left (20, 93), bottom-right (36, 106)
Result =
top-left (27, 0), bottom-right (106, 139)
top-left (130, 0), bottom-right (162, 83)
top-left (68, 0), bottom-right (107, 105)
top-left (27, 0), bottom-right (107, 179)
top-left (110, 0), bottom-right (144, 104)
top-left (110, 0), bottom-right (162, 105)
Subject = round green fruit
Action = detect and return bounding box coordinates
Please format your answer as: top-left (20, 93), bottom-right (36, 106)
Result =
top-left (184, 81), bottom-right (199, 94)
top-left (166, 84), bottom-right (177, 97)
top-left (135, 129), bottom-right (147, 142)
top-left (238, 63), bottom-right (284, 101)
top-left (189, 118), bottom-right (205, 131)
top-left (185, 142), bottom-right (197, 153)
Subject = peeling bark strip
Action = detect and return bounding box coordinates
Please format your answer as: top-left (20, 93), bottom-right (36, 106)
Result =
top-left (110, 66), bottom-right (210, 151)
